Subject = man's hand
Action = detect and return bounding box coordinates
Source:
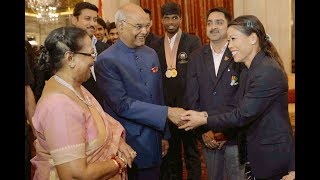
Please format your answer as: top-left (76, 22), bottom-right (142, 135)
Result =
top-left (202, 130), bottom-right (220, 149)
top-left (179, 110), bottom-right (208, 131)
top-left (168, 107), bottom-right (186, 126)
top-left (161, 139), bottom-right (169, 157)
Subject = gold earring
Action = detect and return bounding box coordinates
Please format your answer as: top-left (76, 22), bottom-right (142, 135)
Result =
top-left (70, 62), bottom-right (75, 68)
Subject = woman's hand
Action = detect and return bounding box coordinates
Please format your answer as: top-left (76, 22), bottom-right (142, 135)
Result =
top-left (178, 110), bottom-right (208, 131)
top-left (282, 171), bottom-right (295, 180)
top-left (118, 141), bottom-right (137, 168)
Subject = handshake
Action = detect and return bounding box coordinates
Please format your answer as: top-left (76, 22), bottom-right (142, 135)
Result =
top-left (167, 107), bottom-right (208, 130)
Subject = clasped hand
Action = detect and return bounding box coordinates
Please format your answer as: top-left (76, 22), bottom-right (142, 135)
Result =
top-left (118, 140), bottom-right (137, 168)
top-left (168, 108), bottom-right (208, 131)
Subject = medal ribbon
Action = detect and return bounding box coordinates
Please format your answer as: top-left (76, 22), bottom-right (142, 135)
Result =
top-left (164, 28), bottom-right (182, 70)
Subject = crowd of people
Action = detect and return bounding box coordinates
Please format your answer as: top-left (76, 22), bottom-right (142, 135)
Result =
top-left (25, 1), bottom-right (295, 180)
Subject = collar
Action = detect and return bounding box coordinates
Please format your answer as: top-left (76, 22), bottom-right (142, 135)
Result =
top-left (210, 41), bottom-right (228, 55)
top-left (115, 39), bottom-right (137, 53)
top-left (167, 30), bottom-right (179, 44)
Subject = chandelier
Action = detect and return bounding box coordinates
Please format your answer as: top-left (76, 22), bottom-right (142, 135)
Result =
top-left (27, 0), bottom-right (61, 24)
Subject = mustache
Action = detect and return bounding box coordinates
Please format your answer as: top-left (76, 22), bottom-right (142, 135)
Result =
top-left (209, 29), bottom-right (219, 34)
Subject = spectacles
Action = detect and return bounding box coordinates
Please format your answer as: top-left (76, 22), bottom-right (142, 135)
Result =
top-left (122, 20), bottom-right (151, 31)
top-left (73, 51), bottom-right (97, 59)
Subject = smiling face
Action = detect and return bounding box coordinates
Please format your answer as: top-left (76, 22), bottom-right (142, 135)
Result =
top-left (94, 23), bottom-right (106, 41)
top-left (227, 26), bottom-right (258, 68)
top-left (118, 5), bottom-right (150, 48)
top-left (161, 14), bottom-right (181, 35)
top-left (109, 28), bottom-right (119, 44)
top-left (72, 9), bottom-right (98, 38)
top-left (206, 11), bottom-right (228, 42)
top-left (72, 35), bottom-right (95, 82)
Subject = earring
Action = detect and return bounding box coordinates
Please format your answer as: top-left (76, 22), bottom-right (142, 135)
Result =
top-left (69, 62), bottom-right (75, 68)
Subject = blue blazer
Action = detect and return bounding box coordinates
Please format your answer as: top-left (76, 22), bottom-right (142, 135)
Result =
top-left (95, 39), bottom-right (170, 169)
top-left (185, 45), bottom-right (243, 144)
top-left (206, 51), bottom-right (295, 178)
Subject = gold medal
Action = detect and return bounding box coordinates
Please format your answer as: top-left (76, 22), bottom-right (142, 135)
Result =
top-left (165, 69), bottom-right (172, 78)
top-left (171, 69), bottom-right (178, 77)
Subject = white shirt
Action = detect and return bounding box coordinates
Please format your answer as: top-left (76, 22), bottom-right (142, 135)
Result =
top-left (168, 33), bottom-right (178, 50)
top-left (210, 42), bottom-right (228, 76)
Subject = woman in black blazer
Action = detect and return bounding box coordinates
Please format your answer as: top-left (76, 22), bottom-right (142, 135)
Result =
top-left (178, 15), bottom-right (295, 180)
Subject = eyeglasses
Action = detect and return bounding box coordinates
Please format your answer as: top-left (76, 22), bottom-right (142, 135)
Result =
top-left (73, 51), bottom-right (97, 59)
top-left (122, 20), bottom-right (151, 31)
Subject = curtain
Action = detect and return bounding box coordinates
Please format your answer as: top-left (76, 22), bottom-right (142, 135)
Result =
top-left (140, 0), bottom-right (233, 45)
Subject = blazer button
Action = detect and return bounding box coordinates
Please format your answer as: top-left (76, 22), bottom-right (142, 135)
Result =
top-left (145, 82), bottom-right (148, 86)
top-left (140, 68), bottom-right (143, 72)
top-left (213, 91), bottom-right (217, 95)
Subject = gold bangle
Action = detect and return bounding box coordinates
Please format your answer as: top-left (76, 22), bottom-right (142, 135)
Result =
top-left (111, 157), bottom-right (123, 174)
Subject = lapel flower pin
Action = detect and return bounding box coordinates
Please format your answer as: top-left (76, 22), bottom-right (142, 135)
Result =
top-left (151, 66), bottom-right (159, 73)
top-left (224, 56), bottom-right (229, 61)
top-left (230, 75), bottom-right (239, 86)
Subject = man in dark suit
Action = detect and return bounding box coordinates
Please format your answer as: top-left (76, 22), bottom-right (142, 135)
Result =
top-left (94, 3), bottom-right (186, 180)
top-left (71, 2), bottom-right (109, 105)
top-left (184, 7), bottom-right (245, 180)
top-left (150, 2), bottom-right (202, 180)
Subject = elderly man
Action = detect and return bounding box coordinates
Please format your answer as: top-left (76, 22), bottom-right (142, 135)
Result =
top-left (95, 3), bottom-right (185, 180)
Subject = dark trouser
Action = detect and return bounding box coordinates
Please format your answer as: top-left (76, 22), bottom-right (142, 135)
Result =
top-left (127, 165), bottom-right (160, 180)
top-left (25, 124), bottom-right (31, 180)
top-left (245, 162), bottom-right (287, 180)
top-left (160, 122), bottom-right (201, 180)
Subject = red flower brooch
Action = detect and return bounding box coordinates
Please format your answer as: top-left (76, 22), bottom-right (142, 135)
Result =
top-left (151, 66), bottom-right (159, 73)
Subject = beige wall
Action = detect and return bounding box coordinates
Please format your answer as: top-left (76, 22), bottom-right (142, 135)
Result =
top-left (234, 0), bottom-right (293, 74)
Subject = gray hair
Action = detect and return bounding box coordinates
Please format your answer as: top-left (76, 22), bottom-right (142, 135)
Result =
top-left (114, 9), bottom-right (127, 25)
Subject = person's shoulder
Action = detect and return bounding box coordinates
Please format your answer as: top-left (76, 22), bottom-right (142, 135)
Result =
top-left (149, 36), bottom-right (163, 49)
top-left (141, 45), bottom-right (158, 55)
top-left (190, 44), bottom-right (208, 56)
top-left (183, 32), bottom-right (200, 40)
top-left (96, 40), bottom-right (110, 48)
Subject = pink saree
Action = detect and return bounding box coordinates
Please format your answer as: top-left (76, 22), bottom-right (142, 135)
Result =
top-left (31, 79), bottom-right (126, 180)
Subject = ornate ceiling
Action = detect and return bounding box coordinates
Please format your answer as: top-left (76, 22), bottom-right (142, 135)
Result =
top-left (25, 0), bottom-right (84, 14)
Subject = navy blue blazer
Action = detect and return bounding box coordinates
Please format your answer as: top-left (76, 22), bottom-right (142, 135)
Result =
top-left (94, 39), bottom-right (170, 169)
top-left (206, 51), bottom-right (295, 178)
top-left (185, 45), bottom-right (243, 144)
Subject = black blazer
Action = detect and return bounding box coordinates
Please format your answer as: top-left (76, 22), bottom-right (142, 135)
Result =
top-left (82, 40), bottom-right (109, 105)
top-left (151, 32), bottom-right (202, 107)
top-left (145, 32), bottom-right (161, 47)
top-left (185, 45), bottom-right (244, 143)
top-left (206, 51), bottom-right (295, 178)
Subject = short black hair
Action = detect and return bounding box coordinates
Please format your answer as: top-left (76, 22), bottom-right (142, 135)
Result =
top-left (107, 22), bottom-right (116, 33)
top-left (73, 2), bottom-right (98, 17)
top-left (97, 17), bottom-right (107, 29)
top-left (143, 8), bottom-right (151, 15)
top-left (143, 8), bottom-right (152, 20)
top-left (207, 7), bottom-right (232, 23)
top-left (161, 2), bottom-right (181, 17)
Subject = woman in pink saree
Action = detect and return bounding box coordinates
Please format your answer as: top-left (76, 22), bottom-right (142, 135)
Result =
top-left (31, 26), bottom-right (137, 180)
